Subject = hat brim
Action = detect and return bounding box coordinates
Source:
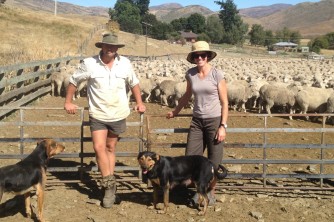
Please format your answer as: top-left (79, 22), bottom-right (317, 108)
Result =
top-left (186, 50), bottom-right (217, 64)
top-left (95, 42), bottom-right (125, 48)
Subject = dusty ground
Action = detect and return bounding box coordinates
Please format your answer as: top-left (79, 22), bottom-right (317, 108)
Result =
top-left (1, 95), bottom-right (334, 222)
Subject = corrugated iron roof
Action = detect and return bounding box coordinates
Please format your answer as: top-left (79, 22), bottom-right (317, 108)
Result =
top-left (179, 31), bottom-right (198, 38)
top-left (273, 42), bottom-right (298, 46)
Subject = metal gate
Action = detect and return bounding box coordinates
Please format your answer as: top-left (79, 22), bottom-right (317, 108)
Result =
top-left (146, 113), bottom-right (334, 191)
top-left (0, 106), bottom-right (144, 183)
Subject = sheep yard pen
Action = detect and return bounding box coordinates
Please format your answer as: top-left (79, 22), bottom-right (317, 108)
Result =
top-left (1, 56), bottom-right (334, 222)
top-left (1, 56), bottom-right (334, 190)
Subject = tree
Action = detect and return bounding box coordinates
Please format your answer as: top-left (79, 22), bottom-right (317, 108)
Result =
top-left (112, 1), bottom-right (142, 34)
top-left (289, 31), bottom-right (301, 44)
top-left (275, 27), bottom-right (292, 42)
top-left (150, 21), bottom-right (173, 40)
top-left (264, 30), bottom-right (276, 49)
top-left (215, 0), bottom-right (248, 45)
top-left (248, 24), bottom-right (265, 46)
top-left (135, 0), bottom-right (150, 16)
top-left (206, 15), bottom-right (224, 44)
top-left (325, 32), bottom-right (334, 49)
top-left (308, 37), bottom-right (329, 53)
top-left (170, 18), bottom-right (188, 32)
top-left (197, 33), bottom-right (211, 42)
top-left (186, 13), bottom-right (206, 34)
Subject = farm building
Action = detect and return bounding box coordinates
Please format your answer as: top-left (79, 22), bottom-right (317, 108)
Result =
top-left (272, 42), bottom-right (298, 51)
top-left (179, 31), bottom-right (198, 43)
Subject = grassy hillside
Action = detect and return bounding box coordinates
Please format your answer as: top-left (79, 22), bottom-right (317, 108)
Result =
top-left (0, 5), bottom-right (108, 65)
top-left (0, 5), bottom-right (190, 66)
top-left (259, 0), bottom-right (334, 37)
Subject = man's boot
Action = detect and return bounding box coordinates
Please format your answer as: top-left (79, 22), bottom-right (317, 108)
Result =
top-left (101, 174), bottom-right (116, 208)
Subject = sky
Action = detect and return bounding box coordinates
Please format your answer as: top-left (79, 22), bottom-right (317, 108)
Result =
top-left (58, 0), bottom-right (321, 11)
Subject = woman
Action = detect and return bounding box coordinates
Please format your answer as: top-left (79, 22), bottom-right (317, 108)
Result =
top-left (166, 41), bottom-right (228, 205)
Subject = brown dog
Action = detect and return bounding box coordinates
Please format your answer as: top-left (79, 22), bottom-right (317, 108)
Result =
top-left (0, 139), bottom-right (65, 222)
top-left (138, 151), bottom-right (227, 215)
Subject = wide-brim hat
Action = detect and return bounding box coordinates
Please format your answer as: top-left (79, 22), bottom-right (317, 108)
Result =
top-left (186, 41), bottom-right (217, 64)
top-left (95, 33), bottom-right (125, 48)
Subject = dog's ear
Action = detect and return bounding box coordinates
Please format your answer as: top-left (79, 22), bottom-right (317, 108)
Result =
top-left (137, 151), bottom-right (144, 160)
top-left (44, 139), bottom-right (58, 159)
top-left (155, 154), bottom-right (160, 161)
top-left (37, 138), bottom-right (46, 145)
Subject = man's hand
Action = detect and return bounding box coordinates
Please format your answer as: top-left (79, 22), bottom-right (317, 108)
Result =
top-left (64, 102), bottom-right (78, 114)
top-left (134, 103), bottom-right (146, 113)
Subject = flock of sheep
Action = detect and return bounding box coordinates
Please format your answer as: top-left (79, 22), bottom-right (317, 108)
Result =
top-left (51, 55), bottom-right (334, 123)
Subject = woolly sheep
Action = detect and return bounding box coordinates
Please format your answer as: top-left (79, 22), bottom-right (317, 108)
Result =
top-left (53, 65), bottom-right (86, 100)
top-left (248, 79), bottom-right (268, 109)
top-left (139, 78), bottom-right (158, 103)
top-left (295, 86), bottom-right (334, 120)
top-left (227, 81), bottom-right (252, 112)
top-left (157, 79), bottom-right (177, 107)
top-left (258, 84), bottom-right (296, 120)
top-left (50, 70), bottom-right (72, 97)
top-left (326, 92), bottom-right (334, 124)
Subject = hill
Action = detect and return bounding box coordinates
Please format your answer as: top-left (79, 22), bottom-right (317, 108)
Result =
top-left (149, 4), bottom-right (215, 22)
top-left (150, 1), bottom-right (334, 37)
top-left (259, 0), bottom-right (334, 37)
top-left (5, 0), bottom-right (109, 17)
top-left (0, 4), bottom-right (190, 66)
top-left (3, 0), bottom-right (334, 37)
top-left (239, 4), bottom-right (292, 18)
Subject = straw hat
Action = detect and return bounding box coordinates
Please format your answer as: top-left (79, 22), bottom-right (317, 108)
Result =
top-left (186, 41), bottom-right (217, 64)
top-left (95, 33), bottom-right (125, 48)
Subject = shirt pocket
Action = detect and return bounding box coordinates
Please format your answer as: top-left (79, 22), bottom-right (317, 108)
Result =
top-left (115, 72), bottom-right (126, 90)
top-left (90, 73), bottom-right (105, 89)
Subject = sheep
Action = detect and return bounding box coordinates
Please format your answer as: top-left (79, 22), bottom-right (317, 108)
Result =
top-left (63, 76), bottom-right (87, 100)
top-left (258, 84), bottom-right (296, 120)
top-left (50, 71), bottom-right (72, 97)
top-left (295, 86), bottom-right (334, 120)
top-left (248, 79), bottom-right (268, 109)
top-left (157, 79), bottom-right (177, 107)
top-left (227, 81), bottom-right (252, 112)
top-left (53, 64), bottom-right (86, 100)
top-left (326, 92), bottom-right (334, 125)
top-left (174, 81), bottom-right (187, 107)
top-left (139, 78), bottom-right (158, 103)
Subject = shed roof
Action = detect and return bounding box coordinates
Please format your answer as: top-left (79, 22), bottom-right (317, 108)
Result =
top-left (273, 42), bottom-right (298, 47)
top-left (179, 31), bottom-right (198, 38)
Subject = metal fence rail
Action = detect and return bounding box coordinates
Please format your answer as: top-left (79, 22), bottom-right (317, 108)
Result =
top-left (0, 107), bottom-right (144, 182)
top-left (146, 113), bottom-right (334, 191)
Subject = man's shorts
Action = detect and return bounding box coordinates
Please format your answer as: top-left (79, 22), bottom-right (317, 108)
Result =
top-left (89, 117), bottom-right (126, 135)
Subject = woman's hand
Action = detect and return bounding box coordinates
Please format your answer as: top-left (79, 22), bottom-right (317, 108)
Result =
top-left (215, 127), bottom-right (226, 143)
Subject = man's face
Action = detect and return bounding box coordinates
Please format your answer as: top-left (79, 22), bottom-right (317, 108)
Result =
top-left (101, 44), bottom-right (119, 57)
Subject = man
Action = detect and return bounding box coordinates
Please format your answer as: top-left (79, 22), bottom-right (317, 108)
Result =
top-left (64, 33), bottom-right (146, 208)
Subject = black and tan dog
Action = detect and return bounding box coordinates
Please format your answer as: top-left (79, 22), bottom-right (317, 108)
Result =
top-left (137, 151), bottom-right (227, 215)
top-left (0, 139), bottom-right (65, 222)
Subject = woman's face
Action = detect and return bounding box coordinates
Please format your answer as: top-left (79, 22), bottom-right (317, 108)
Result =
top-left (193, 52), bottom-right (208, 66)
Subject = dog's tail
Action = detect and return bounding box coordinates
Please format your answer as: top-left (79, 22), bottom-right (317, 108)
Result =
top-left (215, 164), bottom-right (228, 180)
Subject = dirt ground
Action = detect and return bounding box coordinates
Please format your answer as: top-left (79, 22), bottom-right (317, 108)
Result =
top-left (1, 94), bottom-right (334, 222)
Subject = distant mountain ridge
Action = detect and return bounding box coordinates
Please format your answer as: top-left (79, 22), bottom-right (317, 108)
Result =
top-left (4, 0), bottom-right (334, 37)
top-left (239, 4), bottom-right (292, 18)
top-left (6, 0), bottom-right (109, 17)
